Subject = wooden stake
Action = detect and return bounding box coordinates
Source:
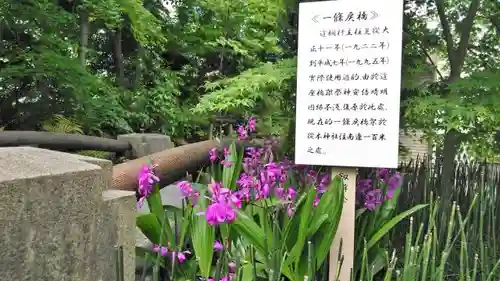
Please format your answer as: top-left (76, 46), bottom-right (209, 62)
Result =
top-left (329, 167), bottom-right (356, 281)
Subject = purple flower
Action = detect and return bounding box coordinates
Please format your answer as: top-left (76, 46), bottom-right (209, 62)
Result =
top-left (364, 189), bottom-right (383, 211)
top-left (357, 179), bottom-right (372, 191)
top-left (276, 187), bottom-right (296, 201)
top-left (177, 251), bottom-right (186, 263)
top-left (228, 262), bottom-right (236, 273)
top-left (286, 204), bottom-right (295, 217)
top-left (209, 148), bottom-right (217, 162)
top-left (153, 245), bottom-right (190, 263)
top-left (305, 169), bottom-right (318, 185)
top-left (223, 147), bottom-right (230, 157)
top-left (221, 147), bottom-right (232, 167)
top-left (317, 173), bottom-right (331, 194)
top-left (313, 196), bottom-right (320, 207)
top-left (356, 179), bottom-right (372, 202)
top-left (378, 168), bottom-right (390, 183)
top-left (237, 173), bottom-right (254, 189)
top-left (176, 181), bottom-right (199, 206)
top-left (137, 164), bottom-right (159, 207)
top-left (234, 187), bottom-right (251, 202)
top-left (264, 162), bottom-right (282, 181)
top-left (191, 191), bottom-right (200, 206)
top-left (237, 125), bottom-right (248, 140)
top-left (288, 187), bottom-right (297, 200)
top-left (205, 202), bottom-right (236, 225)
top-left (248, 117), bottom-right (256, 132)
top-left (204, 182), bottom-right (239, 225)
top-left (214, 240), bottom-right (224, 251)
top-left (177, 181), bottom-right (193, 197)
top-left (153, 245), bottom-right (168, 256)
top-left (242, 147), bottom-right (264, 174)
top-left (386, 172), bottom-right (402, 199)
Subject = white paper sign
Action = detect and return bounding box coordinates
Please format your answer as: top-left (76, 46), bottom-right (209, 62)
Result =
top-left (294, 0), bottom-right (403, 168)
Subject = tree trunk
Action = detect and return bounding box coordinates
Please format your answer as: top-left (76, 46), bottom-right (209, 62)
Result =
top-left (132, 44), bottom-right (144, 89)
top-left (78, 9), bottom-right (90, 66)
top-left (113, 28), bottom-right (126, 87)
top-left (439, 130), bottom-right (461, 193)
top-left (433, 0), bottom-right (480, 195)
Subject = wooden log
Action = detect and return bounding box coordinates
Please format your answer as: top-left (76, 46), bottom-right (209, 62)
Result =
top-left (112, 140), bottom-right (217, 191)
top-left (0, 131), bottom-right (130, 152)
top-left (111, 139), bottom-right (258, 191)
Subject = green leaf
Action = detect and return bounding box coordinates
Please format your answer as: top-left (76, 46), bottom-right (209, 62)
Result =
top-left (232, 210), bottom-right (267, 254)
top-left (222, 142), bottom-right (240, 189)
top-left (313, 176), bottom-right (344, 266)
top-left (147, 187), bottom-right (165, 222)
top-left (287, 188), bottom-right (316, 267)
top-left (368, 248), bottom-right (388, 278)
top-left (366, 204), bottom-right (428, 250)
top-left (147, 186), bottom-right (175, 246)
top-left (356, 208), bottom-right (367, 219)
top-left (136, 213), bottom-right (163, 244)
top-left (240, 263), bottom-right (267, 280)
top-left (190, 194), bottom-right (215, 278)
top-left (307, 214), bottom-right (329, 235)
top-left (229, 144), bottom-right (245, 190)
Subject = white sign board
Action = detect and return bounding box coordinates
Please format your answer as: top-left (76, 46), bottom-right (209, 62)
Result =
top-left (295, 0), bottom-right (403, 168)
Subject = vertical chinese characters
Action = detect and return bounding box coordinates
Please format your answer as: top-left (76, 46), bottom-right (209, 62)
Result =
top-left (302, 9), bottom-right (395, 155)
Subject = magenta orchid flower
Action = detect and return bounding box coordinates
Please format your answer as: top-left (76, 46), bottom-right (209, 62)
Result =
top-left (137, 164), bottom-right (159, 207)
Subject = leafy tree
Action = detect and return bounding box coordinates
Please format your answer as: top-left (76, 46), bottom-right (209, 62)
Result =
top-left (404, 0), bottom-right (500, 188)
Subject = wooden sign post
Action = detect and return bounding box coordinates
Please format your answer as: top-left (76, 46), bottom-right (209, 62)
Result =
top-left (294, 0), bottom-right (403, 280)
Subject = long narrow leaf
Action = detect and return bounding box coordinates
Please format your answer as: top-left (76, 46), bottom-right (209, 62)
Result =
top-left (366, 204), bottom-right (428, 250)
top-left (232, 210), bottom-right (267, 254)
top-left (190, 194), bottom-right (215, 278)
top-left (136, 213), bottom-right (163, 244)
top-left (314, 176), bottom-right (345, 266)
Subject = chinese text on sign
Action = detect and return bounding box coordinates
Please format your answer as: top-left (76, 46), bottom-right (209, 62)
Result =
top-left (295, 0), bottom-right (404, 168)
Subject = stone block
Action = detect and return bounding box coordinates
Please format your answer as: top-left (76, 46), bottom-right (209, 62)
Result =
top-left (117, 133), bottom-right (175, 158)
top-left (70, 153), bottom-right (113, 190)
top-left (0, 147), bottom-right (135, 281)
top-left (101, 189), bottom-right (137, 281)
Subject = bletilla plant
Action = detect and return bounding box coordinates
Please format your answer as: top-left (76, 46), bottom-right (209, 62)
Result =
top-left (183, 117), bottom-right (345, 281)
top-left (356, 168), bottom-right (402, 211)
top-left (192, 118), bottom-right (338, 227)
top-left (135, 117), bottom-right (346, 281)
top-left (353, 168), bottom-right (427, 278)
top-left (137, 163), bottom-right (159, 207)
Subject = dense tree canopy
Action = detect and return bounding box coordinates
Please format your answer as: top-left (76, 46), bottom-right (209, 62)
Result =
top-left (0, 0), bottom-right (499, 167)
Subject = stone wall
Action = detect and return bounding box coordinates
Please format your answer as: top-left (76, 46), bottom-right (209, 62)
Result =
top-left (0, 147), bottom-right (136, 281)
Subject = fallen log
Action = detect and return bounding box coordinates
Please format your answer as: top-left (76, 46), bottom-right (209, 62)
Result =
top-left (112, 140), bottom-right (217, 191)
top-left (111, 139), bottom-right (258, 191)
top-left (0, 131), bottom-right (130, 152)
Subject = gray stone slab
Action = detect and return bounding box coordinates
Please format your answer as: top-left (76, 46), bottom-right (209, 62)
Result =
top-left (0, 147), bottom-right (135, 281)
top-left (0, 147), bottom-right (106, 281)
top-left (102, 189), bottom-right (137, 281)
top-left (118, 133), bottom-right (174, 158)
top-left (0, 146), bottom-right (102, 182)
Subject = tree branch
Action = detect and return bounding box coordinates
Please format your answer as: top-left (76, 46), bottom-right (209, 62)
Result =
top-left (489, 1), bottom-right (500, 34)
top-left (434, 0), bottom-right (456, 70)
top-left (404, 29), bottom-right (445, 81)
top-left (454, 0), bottom-right (481, 75)
top-left (490, 16), bottom-right (500, 35)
